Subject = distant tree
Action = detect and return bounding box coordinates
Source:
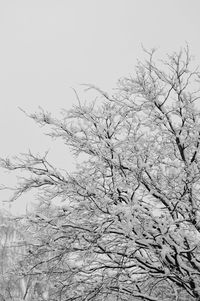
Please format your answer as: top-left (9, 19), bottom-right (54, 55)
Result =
top-left (0, 210), bottom-right (28, 300)
top-left (1, 46), bottom-right (200, 300)
top-left (0, 210), bottom-right (50, 301)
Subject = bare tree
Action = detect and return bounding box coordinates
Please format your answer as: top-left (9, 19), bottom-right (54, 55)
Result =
top-left (0, 211), bottom-right (30, 300)
top-left (1, 46), bottom-right (200, 300)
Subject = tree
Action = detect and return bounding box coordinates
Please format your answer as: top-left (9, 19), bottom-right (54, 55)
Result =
top-left (0, 210), bottom-right (30, 300)
top-left (1, 46), bottom-right (200, 300)
top-left (0, 209), bottom-right (51, 301)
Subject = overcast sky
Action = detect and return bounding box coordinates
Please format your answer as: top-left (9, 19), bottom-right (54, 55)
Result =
top-left (0, 0), bottom-right (200, 214)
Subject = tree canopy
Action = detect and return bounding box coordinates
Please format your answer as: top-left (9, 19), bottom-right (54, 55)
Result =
top-left (1, 46), bottom-right (200, 300)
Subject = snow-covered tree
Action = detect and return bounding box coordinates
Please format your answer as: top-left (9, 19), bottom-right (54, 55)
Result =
top-left (1, 46), bottom-right (200, 300)
top-left (0, 210), bottom-right (30, 300)
top-left (0, 210), bottom-right (51, 301)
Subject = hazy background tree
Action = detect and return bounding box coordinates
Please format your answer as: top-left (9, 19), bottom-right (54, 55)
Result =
top-left (0, 210), bottom-right (50, 300)
top-left (1, 46), bottom-right (200, 300)
top-left (0, 210), bottom-right (30, 300)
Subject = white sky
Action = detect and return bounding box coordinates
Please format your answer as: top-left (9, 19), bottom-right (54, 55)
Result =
top-left (0, 0), bottom-right (200, 214)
